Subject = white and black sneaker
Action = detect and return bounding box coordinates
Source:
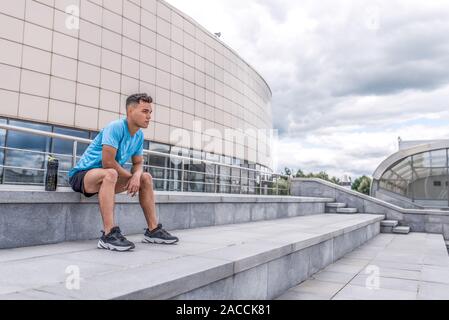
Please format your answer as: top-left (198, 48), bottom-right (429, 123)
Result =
top-left (143, 224), bottom-right (179, 244)
top-left (97, 226), bottom-right (135, 251)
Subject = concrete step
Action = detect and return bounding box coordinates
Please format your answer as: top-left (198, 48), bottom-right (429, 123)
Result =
top-left (392, 226), bottom-right (411, 234)
top-left (380, 226), bottom-right (393, 233)
top-left (325, 203), bottom-right (347, 208)
top-left (336, 208), bottom-right (358, 214)
top-left (380, 220), bottom-right (399, 228)
top-left (0, 213), bottom-right (384, 300)
top-left (0, 189), bottom-right (335, 249)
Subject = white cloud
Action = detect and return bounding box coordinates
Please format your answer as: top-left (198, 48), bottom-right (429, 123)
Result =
top-left (165, 0), bottom-right (449, 180)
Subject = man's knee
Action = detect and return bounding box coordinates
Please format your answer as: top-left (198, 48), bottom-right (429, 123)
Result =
top-left (103, 168), bottom-right (119, 183)
top-left (140, 172), bottom-right (153, 186)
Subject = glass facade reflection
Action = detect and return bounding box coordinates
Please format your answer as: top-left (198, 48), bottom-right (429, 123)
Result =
top-left (0, 117), bottom-right (275, 194)
top-left (3, 120), bottom-right (51, 185)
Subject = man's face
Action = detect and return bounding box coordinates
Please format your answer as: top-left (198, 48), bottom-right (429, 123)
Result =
top-left (129, 101), bottom-right (153, 128)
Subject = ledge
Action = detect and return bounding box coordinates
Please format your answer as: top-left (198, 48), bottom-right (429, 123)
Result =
top-left (293, 178), bottom-right (449, 216)
top-left (0, 185), bottom-right (334, 204)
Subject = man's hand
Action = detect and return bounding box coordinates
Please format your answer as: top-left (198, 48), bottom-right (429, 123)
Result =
top-left (125, 173), bottom-right (141, 197)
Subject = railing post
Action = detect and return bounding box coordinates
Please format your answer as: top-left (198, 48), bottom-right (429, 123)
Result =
top-left (72, 141), bottom-right (77, 167)
top-left (181, 159), bottom-right (184, 192)
top-left (214, 164), bottom-right (217, 193)
top-left (239, 168), bottom-right (242, 194)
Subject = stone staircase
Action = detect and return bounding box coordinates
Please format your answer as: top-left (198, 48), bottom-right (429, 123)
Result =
top-left (0, 213), bottom-right (385, 300)
top-left (380, 220), bottom-right (410, 234)
top-left (325, 201), bottom-right (410, 235)
top-left (0, 188), bottom-right (386, 300)
top-left (325, 202), bottom-right (358, 214)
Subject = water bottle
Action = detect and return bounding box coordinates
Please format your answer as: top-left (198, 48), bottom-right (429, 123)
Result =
top-left (45, 155), bottom-right (59, 191)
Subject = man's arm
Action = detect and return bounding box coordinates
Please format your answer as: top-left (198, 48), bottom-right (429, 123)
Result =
top-left (131, 155), bottom-right (144, 178)
top-left (124, 155), bottom-right (144, 196)
top-left (102, 145), bottom-right (132, 179)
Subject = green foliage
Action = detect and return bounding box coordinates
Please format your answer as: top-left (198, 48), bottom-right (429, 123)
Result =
top-left (279, 167), bottom-right (372, 195)
top-left (272, 177), bottom-right (290, 195)
top-left (351, 175), bottom-right (372, 195)
top-left (284, 168), bottom-right (341, 186)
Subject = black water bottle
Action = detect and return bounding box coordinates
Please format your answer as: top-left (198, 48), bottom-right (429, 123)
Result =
top-left (45, 155), bottom-right (59, 191)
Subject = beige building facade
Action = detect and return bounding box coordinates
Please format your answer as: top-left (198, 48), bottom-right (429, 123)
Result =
top-left (0, 0), bottom-right (273, 173)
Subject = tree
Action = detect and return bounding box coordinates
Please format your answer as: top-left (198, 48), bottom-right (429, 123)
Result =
top-left (291, 168), bottom-right (340, 185)
top-left (295, 169), bottom-right (305, 177)
top-left (352, 175), bottom-right (372, 195)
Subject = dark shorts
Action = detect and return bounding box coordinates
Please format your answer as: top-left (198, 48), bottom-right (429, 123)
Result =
top-left (69, 169), bottom-right (98, 198)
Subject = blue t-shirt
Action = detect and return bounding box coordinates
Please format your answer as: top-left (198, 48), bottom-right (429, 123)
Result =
top-left (68, 118), bottom-right (144, 178)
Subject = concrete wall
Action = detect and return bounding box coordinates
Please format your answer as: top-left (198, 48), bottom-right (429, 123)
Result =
top-left (374, 189), bottom-right (423, 209)
top-left (292, 178), bottom-right (449, 241)
top-left (0, 190), bottom-right (333, 249)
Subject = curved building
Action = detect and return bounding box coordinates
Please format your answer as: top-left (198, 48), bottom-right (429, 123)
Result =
top-left (371, 140), bottom-right (449, 208)
top-left (0, 0), bottom-right (273, 192)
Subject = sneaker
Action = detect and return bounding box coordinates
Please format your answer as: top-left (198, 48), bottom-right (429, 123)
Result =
top-left (143, 224), bottom-right (179, 244)
top-left (97, 226), bottom-right (135, 251)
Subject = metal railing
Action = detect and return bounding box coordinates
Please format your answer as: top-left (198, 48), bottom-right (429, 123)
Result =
top-left (0, 123), bottom-right (291, 195)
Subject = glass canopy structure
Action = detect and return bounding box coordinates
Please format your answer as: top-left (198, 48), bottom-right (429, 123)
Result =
top-left (371, 141), bottom-right (449, 208)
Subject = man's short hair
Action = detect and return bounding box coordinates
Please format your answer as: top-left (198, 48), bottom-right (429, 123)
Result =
top-left (126, 93), bottom-right (153, 110)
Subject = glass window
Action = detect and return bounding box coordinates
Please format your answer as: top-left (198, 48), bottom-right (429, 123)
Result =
top-left (3, 120), bottom-right (51, 185)
top-left (183, 149), bottom-right (205, 192)
top-left (391, 157), bottom-right (412, 181)
top-left (52, 126), bottom-right (90, 186)
top-left (231, 158), bottom-right (241, 194)
top-left (218, 156), bottom-right (231, 193)
top-left (380, 156), bottom-right (414, 197)
top-left (53, 127), bottom-right (90, 155)
top-left (90, 131), bottom-right (99, 140)
top-left (204, 152), bottom-right (218, 193)
top-left (412, 167), bottom-right (448, 200)
top-left (148, 142), bottom-right (170, 190)
top-left (380, 169), bottom-right (410, 196)
top-left (168, 146), bottom-right (188, 191)
top-left (240, 163), bottom-right (249, 194)
top-left (142, 140), bottom-right (150, 168)
top-left (186, 159), bottom-right (205, 193)
top-left (413, 150), bottom-right (447, 168)
top-left (248, 163), bottom-right (256, 194)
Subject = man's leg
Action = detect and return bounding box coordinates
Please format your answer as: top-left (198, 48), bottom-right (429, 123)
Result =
top-left (83, 168), bottom-right (119, 234)
top-left (138, 172), bottom-right (158, 231)
top-left (111, 173), bottom-right (158, 230)
top-left (139, 172), bottom-right (179, 244)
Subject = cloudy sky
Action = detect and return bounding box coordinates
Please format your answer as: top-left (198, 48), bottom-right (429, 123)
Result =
top-left (166, 0), bottom-right (449, 180)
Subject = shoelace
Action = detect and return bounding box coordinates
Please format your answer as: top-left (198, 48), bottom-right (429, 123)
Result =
top-left (111, 229), bottom-right (126, 241)
top-left (160, 228), bottom-right (173, 237)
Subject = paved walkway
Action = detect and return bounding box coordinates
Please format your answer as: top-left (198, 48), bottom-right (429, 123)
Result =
top-left (277, 232), bottom-right (449, 300)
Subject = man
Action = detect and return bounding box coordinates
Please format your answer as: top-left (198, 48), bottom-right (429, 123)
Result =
top-left (68, 93), bottom-right (178, 251)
